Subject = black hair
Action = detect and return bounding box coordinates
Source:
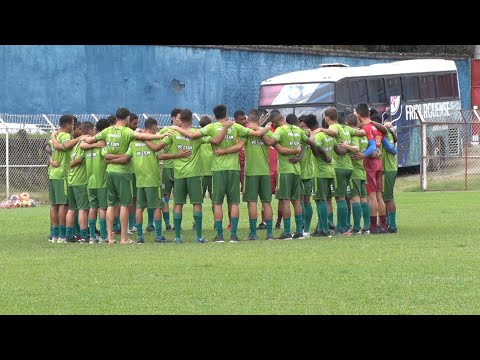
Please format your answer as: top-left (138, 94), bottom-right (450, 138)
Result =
top-left (345, 114), bottom-right (358, 127)
top-left (286, 113), bottom-right (298, 125)
top-left (115, 107), bottom-right (130, 120)
top-left (304, 114), bottom-right (319, 130)
top-left (145, 117), bottom-right (158, 129)
top-left (180, 109), bottom-right (193, 123)
top-left (213, 104), bottom-right (227, 120)
top-left (355, 103), bottom-right (370, 118)
top-left (200, 115), bottom-right (212, 128)
top-left (81, 121), bottom-right (95, 135)
top-left (107, 115), bottom-right (116, 126)
top-left (96, 118), bottom-right (110, 132)
top-left (233, 110), bottom-right (245, 119)
top-left (59, 114), bottom-right (75, 128)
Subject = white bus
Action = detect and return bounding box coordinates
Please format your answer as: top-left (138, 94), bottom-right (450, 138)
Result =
top-left (258, 59), bottom-right (461, 168)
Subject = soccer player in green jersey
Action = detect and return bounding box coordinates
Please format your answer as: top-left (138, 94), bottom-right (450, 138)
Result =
top-left (381, 121), bottom-right (398, 233)
top-left (171, 104), bottom-right (271, 242)
top-left (48, 115), bottom-right (86, 243)
top-left (345, 114), bottom-right (371, 235)
top-left (52, 122), bottom-right (93, 243)
top-left (126, 112), bottom-right (139, 234)
top-left (80, 118), bottom-right (110, 243)
top-left (316, 107), bottom-right (365, 234)
top-left (154, 108), bottom-right (182, 232)
top-left (261, 111), bottom-right (328, 239)
top-left (145, 109), bottom-right (230, 243)
top-left (83, 108), bottom-right (165, 244)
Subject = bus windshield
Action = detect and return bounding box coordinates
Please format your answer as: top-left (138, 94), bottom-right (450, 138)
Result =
top-left (259, 82), bottom-right (335, 106)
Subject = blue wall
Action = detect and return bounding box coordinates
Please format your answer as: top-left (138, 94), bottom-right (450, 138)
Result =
top-left (0, 45), bottom-right (471, 114)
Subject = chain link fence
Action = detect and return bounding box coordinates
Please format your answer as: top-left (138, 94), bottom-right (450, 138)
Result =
top-left (418, 109), bottom-right (480, 191)
top-left (0, 113), bottom-right (213, 204)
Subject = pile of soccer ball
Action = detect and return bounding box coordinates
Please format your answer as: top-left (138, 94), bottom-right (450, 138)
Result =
top-left (0, 192), bottom-right (36, 209)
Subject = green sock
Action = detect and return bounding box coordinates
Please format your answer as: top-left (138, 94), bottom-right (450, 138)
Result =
top-left (249, 219), bottom-right (257, 236)
top-left (284, 218), bottom-right (291, 234)
top-left (58, 225), bottom-right (66, 239)
top-left (328, 212), bottom-right (334, 228)
top-left (352, 203), bottom-right (362, 231)
top-left (173, 213), bottom-right (182, 239)
top-left (336, 200), bottom-right (348, 232)
top-left (128, 213), bottom-right (135, 229)
top-left (147, 208), bottom-right (154, 227)
top-left (154, 220), bottom-right (163, 239)
top-left (52, 226), bottom-right (59, 238)
top-left (215, 220), bottom-right (223, 237)
top-left (231, 217), bottom-right (239, 237)
top-left (66, 226), bottom-right (73, 239)
top-left (137, 223), bottom-right (143, 240)
top-left (74, 213), bottom-right (81, 236)
top-left (346, 210), bottom-right (352, 228)
top-left (99, 218), bottom-right (107, 239)
top-left (304, 202), bottom-right (313, 233)
top-left (193, 211), bottom-right (202, 240)
top-left (163, 210), bottom-right (170, 227)
top-left (318, 201), bottom-right (329, 234)
top-left (388, 211), bottom-right (397, 229)
top-left (113, 216), bottom-right (120, 231)
top-left (266, 219), bottom-right (273, 237)
top-left (301, 203), bottom-right (306, 229)
top-left (361, 202), bottom-right (371, 230)
top-left (294, 214), bottom-right (303, 234)
top-left (80, 228), bottom-right (88, 240)
top-left (88, 219), bottom-right (96, 239)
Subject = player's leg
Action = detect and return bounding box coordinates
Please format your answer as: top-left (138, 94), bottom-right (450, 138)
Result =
top-left (259, 175), bottom-right (273, 239)
top-left (187, 176), bottom-right (204, 242)
top-left (226, 171), bottom-right (241, 242)
top-left (173, 178), bottom-right (187, 243)
top-left (212, 171), bottom-right (227, 241)
top-left (244, 175), bottom-right (259, 240)
top-left (117, 172), bottom-right (133, 244)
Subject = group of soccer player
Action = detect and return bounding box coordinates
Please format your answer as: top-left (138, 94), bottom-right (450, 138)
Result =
top-left (46, 101), bottom-right (398, 245)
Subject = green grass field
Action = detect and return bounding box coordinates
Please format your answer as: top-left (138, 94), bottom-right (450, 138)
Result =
top-left (1, 188), bottom-right (480, 314)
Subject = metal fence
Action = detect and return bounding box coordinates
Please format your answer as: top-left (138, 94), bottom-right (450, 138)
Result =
top-left (418, 109), bottom-right (480, 191)
top-left (0, 113), bottom-right (212, 203)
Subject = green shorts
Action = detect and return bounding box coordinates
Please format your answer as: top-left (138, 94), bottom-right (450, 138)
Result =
top-left (174, 176), bottom-right (203, 204)
top-left (276, 173), bottom-right (301, 201)
top-left (314, 177), bottom-right (334, 201)
top-left (48, 178), bottom-right (68, 205)
top-left (382, 171), bottom-right (397, 201)
top-left (202, 175), bottom-right (212, 198)
top-left (212, 170), bottom-right (240, 205)
top-left (88, 187), bottom-right (108, 209)
top-left (348, 178), bottom-right (367, 199)
top-left (243, 175), bottom-right (272, 203)
top-left (106, 172), bottom-right (133, 207)
top-left (131, 173), bottom-right (137, 198)
top-left (137, 186), bottom-right (164, 209)
top-left (333, 168), bottom-right (352, 198)
top-left (67, 184), bottom-right (89, 211)
top-left (162, 167), bottom-right (174, 196)
top-left (301, 178), bottom-right (313, 196)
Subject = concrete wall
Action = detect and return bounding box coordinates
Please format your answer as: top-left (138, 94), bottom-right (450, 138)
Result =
top-left (0, 45), bottom-right (471, 114)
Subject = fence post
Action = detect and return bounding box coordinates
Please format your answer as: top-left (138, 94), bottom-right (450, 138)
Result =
top-left (91, 114), bottom-right (99, 123)
top-left (416, 110), bottom-right (428, 191)
top-left (0, 116), bottom-right (9, 199)
top-left (460, 111), bottom-right (468, 190)
top-left (42, 114), bottom-right (55, 131)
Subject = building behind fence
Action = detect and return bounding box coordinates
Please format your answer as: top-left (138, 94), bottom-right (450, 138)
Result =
top-left (0, 113), bottom-right (210, 203)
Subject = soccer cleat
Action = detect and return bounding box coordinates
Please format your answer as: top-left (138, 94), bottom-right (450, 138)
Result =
top-left (292, 232), bottom-right (304, 239)
top-left (275, 223), bottom-right (282, 230)
top-left (155, 236), bottom-right (169, 243)
top-left (213, 235), bottom-right (225, 243)
top-left (195, 238), bottom-right (207, 243)
top-left (277, 232), bottom-right (292, 240)
top-left (145, 224), bottom-right (155, 232)
top-left (388, 227), bottom-right (398, 233)
top-left (97, 238), bottom-right (108, 243)
top-left (378, 228), bottom-right (388, 234)
top-left (256, 222), bottom-right (267, 230)
top-left (50, 237), bottom-right (57, 243)
top-left (136, 238), bottom-right (145, 244)
top-left (328, 222), bottom-right (336, 230)
top-left (248, 233), bottom-right (258, 241)
top-left (95, 227), bottom-right (100, 236)
top-left (79, 238), bottom-right (90, 243)
top-left (352, 228), bottom-right (363, 235)
top-left (319, 230), bottom-right (333, 238)
top-left (165, 224), bottom-right (172, 231)
top-left (302, 232), bottom-right (311, 239)
top-left (89, 238), bottom-right (98, 244)
top-left (175, 238), bottom-right (183, 244)
top-left (369, 228), bottom-right (378, 234)
top-left (127, 226), bottom-right (137, 234)
top-left (361, 228), bottom-right (371, 235)
top-left (266, 234), bottom-right (275, 240)
top-left (229, 235), bottom-right (240, 243)
top-left (311, 229), bottom-right (321, 237)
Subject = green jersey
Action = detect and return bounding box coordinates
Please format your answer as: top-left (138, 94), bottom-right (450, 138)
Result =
top-left (272, 124), bottom-right (309, 175)
top-left (199, 143), bottom-right (213, 176)
top-left (161, 129), bottom-right (212, 179)
top-left (95, 125), bottom-right (135, 173)
top-left (84, 144), bottom-right (107, 189)
top-left (199, 122), bottom-right (251, 171)
top-left (329, 123), bottom-right (356, 170)
top-left (67, 142), bottom-right (87, 186)
top-left (313, 132), bottom-right (335, 178)
top-left (244, 130), bottom-right (273, 176)
top-left (350, 135), bottom-right (368, 180)
top-left (48, 132), bottom-right (72, 180)
top-left (126, 139), bottom-right (161, 188)
top-left (300, 138), bottom-right (313, 180)
top-left (158, 127), bottom-right (174, 169)
top-left (382, 131), bottom-right (397, 172)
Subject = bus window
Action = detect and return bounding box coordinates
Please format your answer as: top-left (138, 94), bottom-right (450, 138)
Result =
top-left (385, 77), bottom-right (402, 100)
top-left (258, 83), bottom-right (334, 106)
top-left (436, 73), bottom-right (453, 99)
top-left (294, 106), bottom-right (327, 120)
top-left (367, 78), bottom-right (386, 104)
top-left (336, 79), bottom-right (351, 105)
top-left (420, 74), bottom-right (437, 100)
top-left (403, 76), bottom-right (421, 102)
top-left (351, 79), bottom-right (368, 105)
top-left (452, 72), bottom-right (459, 98)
